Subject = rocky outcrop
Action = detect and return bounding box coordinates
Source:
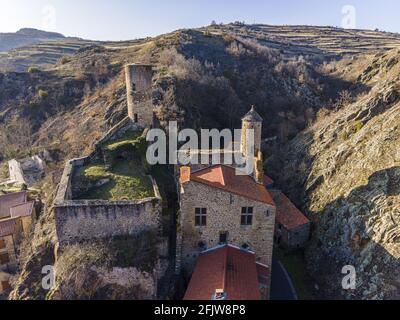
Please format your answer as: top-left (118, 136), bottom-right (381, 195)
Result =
top-left (274, 50), bottom-right (400, 299)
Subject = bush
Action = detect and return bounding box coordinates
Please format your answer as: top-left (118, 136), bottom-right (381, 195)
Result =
top-left (28, 66), bottom-right (40, 73)
top-left (38, 89), bottom-right (49, 99)
top-left (59, 56), bottom-right (71, 65)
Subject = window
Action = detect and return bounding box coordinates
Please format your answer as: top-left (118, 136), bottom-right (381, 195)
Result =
top-left (0, 252), bottom-right (10, 265)
top-left (195, 208), bottom-right (207, 226)
top-left (219, 232), bottom-right (228, 244)
top-left (134, 113), bottom-right (138, 123)
top-left (241, 207), bottom-right (253, 226)
top-left (0, 239), bottom-right (6, 250)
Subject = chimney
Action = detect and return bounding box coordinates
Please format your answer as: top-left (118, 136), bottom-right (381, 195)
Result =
top-left (254, 150), bottom-right (264, 185)
top-left (179, 166), bottom-right (191, 184)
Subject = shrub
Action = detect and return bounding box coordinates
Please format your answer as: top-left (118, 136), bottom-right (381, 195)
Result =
top-left (59, 56), bottom-right (71, 65)
top-left (38, 89), bottom-right (49, 99)
top-left (28, 66), bottom-right (40, 73)
top-left (353, 120), bottom-right (364, 133)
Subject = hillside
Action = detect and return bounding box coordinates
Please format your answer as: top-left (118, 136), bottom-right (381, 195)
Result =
top-left (271, 49), bottom-right (400, 299)
top-left (2, 23), bottom-right (400, 300)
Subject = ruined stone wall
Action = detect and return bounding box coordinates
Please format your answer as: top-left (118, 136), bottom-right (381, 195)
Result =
top-left (55, 198), bottom-right (161, 244)
top-left (125, 64), bottom-right (154, 127)
top-left (7, 159), bottom-right (26, 186)
top-left (54, 154), bottom-right (162, 245)
top-left (177, 181), bottom-right (276, 273)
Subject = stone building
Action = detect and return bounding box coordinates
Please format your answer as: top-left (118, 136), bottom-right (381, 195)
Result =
top-left (270, 190), bottom-right (310, 248)
top-left (0, 191), bottom-right (35, 294)
top-left (176, 107), bottom-right (311, 300)
top-left (177, 164), bottom-right (276, 272)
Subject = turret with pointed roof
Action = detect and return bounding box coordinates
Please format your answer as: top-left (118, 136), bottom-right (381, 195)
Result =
top-left (240, 106), bottom-right (263, 159)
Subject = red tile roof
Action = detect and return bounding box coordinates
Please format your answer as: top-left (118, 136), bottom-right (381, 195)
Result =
top-left (184, 245), bottom-right (268, 300)
top-left (10, 201), bottom-right (34, 218)
top-left (0, 192), bottom-right (27, 219)
top-left (0, 217), bottom-right (19, 237)
top-left (270, 190), bottom-right (310, 230)
top-left (180, 165), bottom-right (275, 206)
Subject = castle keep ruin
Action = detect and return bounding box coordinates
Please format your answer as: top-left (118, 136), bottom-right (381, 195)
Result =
top-left (55, 64), bottom-right (160, 244)
top-left (53, 64), bottom-right (171, 298)
top-left (125, 64), bottom-right (154, 127)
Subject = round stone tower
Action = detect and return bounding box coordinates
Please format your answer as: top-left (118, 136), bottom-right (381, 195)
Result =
top-left (240, 105), bottom-right (263, 159)
top-left (125, 64), bottom-right (154, 127)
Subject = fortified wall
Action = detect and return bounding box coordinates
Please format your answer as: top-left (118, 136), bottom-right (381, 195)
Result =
top-left (54, 156), bottom-right (162, 244)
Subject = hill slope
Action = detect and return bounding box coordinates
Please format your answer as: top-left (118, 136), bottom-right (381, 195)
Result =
top-left (272, 49), bottom-right (400, 299)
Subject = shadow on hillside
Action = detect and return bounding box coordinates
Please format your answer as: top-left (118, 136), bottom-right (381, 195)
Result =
top-left (305, 166), bottom-right (400, 299)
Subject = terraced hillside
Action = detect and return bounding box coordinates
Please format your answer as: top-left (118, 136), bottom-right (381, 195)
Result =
top-left (207, 24), bottom-right (400, 57)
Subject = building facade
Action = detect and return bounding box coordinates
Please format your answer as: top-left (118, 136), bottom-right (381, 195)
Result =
top-left (0, 191), bottom-right (35, 294)
top-left (177, 165), bottom-right (276, 277)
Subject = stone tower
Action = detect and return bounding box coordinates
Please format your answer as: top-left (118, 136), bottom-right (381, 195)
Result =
top-left (240, 106), bottom-right (263, 159)
top-left (125, 64), bottom-right (154, 127)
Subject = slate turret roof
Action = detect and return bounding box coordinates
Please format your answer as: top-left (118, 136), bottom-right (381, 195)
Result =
top-left (241, 106), bottom-right (263, 122)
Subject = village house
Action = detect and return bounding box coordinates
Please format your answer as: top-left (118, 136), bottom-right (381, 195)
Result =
top-left (0, 191), bottom-right (36, 294)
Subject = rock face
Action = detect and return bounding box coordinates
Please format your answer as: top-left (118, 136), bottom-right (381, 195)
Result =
top-left (275, 50), bottom-right (400, 299)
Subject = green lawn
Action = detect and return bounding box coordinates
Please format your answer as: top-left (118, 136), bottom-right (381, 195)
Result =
top-left (76, 160), bottom-right (154, 201)
top-left (103, 131), bottom-right (142, 152)
top-left (274, 248), bottom-right (315, 300)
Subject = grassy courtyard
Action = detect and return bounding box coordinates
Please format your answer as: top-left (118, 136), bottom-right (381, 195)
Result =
top-left (76, 160), bottom-right (154, 201)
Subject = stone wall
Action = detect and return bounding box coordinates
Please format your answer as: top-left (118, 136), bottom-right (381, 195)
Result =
top-left (0, 233), bottom-right (19, 271)
top-left (7, 159), bottom-right (26, 186)
top-left (276, 222), bottom-right (310, 248)
top-left (54, 154), bottom-right (163, 245)
top-left (177, 180), bottom-right (276, 274)
top-left (55, 199), bottom-right (161, 244)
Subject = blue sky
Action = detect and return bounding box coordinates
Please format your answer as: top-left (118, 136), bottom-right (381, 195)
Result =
top-left (0, 0), bottom-right (399, 40)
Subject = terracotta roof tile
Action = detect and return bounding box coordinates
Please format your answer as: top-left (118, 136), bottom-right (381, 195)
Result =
top-left (0, 192), bottom-right (27, 219)
top-left (184, 245), bottom-right (266, 300)
top-left (182, 165), bottom-right (275, 206)
top-left (270, 190), bottom-right (310, 230)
